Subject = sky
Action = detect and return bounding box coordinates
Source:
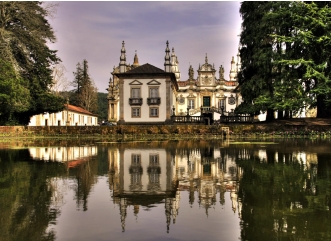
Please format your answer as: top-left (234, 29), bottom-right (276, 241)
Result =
top-left (47, 1), bottom-right (242, 93)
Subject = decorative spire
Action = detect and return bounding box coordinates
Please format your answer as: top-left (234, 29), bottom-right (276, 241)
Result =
top-left (170, 47), bottom-right (180, 81)
top-left (164, 40), bottom-right (171, 72)
top-left (120, 41), bottom-right (126, 61)
top-left (171, 47), bottom-right (176, 64)
top-left (229, 56), bottom-right (236, 81)
top-left (133, 50), bottom-right (139, 67)
top-left (205, 53), bottom-right (208, 64)
top-left (119, 41), bottom-right (127, 73)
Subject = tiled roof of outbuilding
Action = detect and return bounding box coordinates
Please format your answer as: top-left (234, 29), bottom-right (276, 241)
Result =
top-left (65, 104), bottom-right (97, 116)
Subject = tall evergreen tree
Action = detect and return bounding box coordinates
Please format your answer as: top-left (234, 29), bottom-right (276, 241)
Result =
top-left (0, 2), bottom-right (65, 125)
top-left (237, 2), bottom-right (279, 120)
top-left (237, 1), bottom-right (331, 119)
top-left (271, 1), bottom-right (331, 118)
top-left (71, 59), bottom-right (98, 113)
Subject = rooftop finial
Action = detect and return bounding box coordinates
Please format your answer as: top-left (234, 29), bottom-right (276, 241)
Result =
top-left (133, 50), bottom-right (139, 67)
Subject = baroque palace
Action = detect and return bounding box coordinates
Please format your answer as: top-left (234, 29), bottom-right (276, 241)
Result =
top-left (107, 41), bottom-right (242, 125)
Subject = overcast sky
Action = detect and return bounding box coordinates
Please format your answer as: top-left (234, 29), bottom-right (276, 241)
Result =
top-left (47, 1), bottom-right (242, 93)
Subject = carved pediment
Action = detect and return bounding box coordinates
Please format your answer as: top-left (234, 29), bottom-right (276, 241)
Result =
top-left (216, 89), bottom-right (224, 98)
top-left (188, 90), bottom-right (196, 98)
top-left (147, 79), bottom-right (161, 85)
top-left (129, 80), bottom-right (143, 85)
top-left (200, 88), bottom-right (212, 96)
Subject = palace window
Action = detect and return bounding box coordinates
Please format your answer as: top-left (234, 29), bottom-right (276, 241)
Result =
top-left (132, 107), bottom-right (141, 118)
top-left (149, 87), bottom-right (159, 97)
top-left (150, 107), bottom-right (159, 117)
top-left (131, 88), bottom-right (140, 98)
top-left (219, 99), bottom-right (226, 112)
top-left (188, 99), bottom-right (195, 109)
top-left (129, 87), bottom-right (143, 105)
top-left (147, 87), bottom-right (161, 105)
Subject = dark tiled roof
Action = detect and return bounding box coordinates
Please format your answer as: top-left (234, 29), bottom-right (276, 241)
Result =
top-left (124, 63), bottom-right (165, 74)
top-left (114, 63), bottom-right (179, 91)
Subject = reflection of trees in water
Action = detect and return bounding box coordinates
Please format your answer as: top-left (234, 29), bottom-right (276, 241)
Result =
top-left (69, 157), bottom-right (99, 211)
top-left (0, 149), bottom-right (67, 241)
top-left (232, 145), bottom-right (331, 241)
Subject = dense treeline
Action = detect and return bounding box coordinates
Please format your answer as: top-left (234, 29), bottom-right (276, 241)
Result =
top-left (0, 2), bottom-right (65, 125)
top-left (97, 92), bottom-right (108, 122)
top-left (236, 1), bottom-right (331, 119)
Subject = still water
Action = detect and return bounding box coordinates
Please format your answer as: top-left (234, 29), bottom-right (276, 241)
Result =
top-left (0, 139), bottom-right (330, 241)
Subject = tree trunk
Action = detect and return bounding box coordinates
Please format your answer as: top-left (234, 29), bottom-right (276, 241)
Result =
top-left (266, 109), bottom-right (275, 121)
top-left (277, 110), bottom-right (283, 120)
top-left (316, 95), bottom-right (331, 118)
top-left (284, 110), bottom-right (290, 119)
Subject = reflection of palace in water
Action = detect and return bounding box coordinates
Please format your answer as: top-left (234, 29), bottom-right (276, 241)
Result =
top-left (107, 145), bottom-right (180, 232)
top-left (30, 142), bottom-right (322, 235)
top-left (29, 146), bottom-right (98, 167)
top-left (106, 142), bottom-right (321, 233)
top-left (107, 142), bottom-right (244, 232)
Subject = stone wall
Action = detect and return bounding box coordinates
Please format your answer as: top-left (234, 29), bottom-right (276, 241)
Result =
top-left (0, 125), bottom-right (215, 136)
top-left (1, 121), bottom-right (331, 138)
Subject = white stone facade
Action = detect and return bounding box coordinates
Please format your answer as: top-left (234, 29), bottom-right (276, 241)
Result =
top-left (29, 104), bottom-right (98, 126)
top-left (107, 41), bottom-right (241, 124)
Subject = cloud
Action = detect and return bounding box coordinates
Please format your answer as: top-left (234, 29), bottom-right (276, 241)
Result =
top-left (47, 1), bottom-right (242, 93)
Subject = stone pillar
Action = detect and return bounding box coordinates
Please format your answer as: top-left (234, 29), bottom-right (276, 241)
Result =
top-left (114, 102), bottom-right (118, 120)
top-left (166, 78), bottom-right (171, 121)
top-left (107, 100), bottom-right (112, 120)
top-left (119, 79), bottom-right (125, 123)
top-left (197, 92), bottom-right (201, 110)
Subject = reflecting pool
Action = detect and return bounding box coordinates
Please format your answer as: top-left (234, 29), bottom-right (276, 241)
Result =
top-left (0, 138), bottom-right (330, 241)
